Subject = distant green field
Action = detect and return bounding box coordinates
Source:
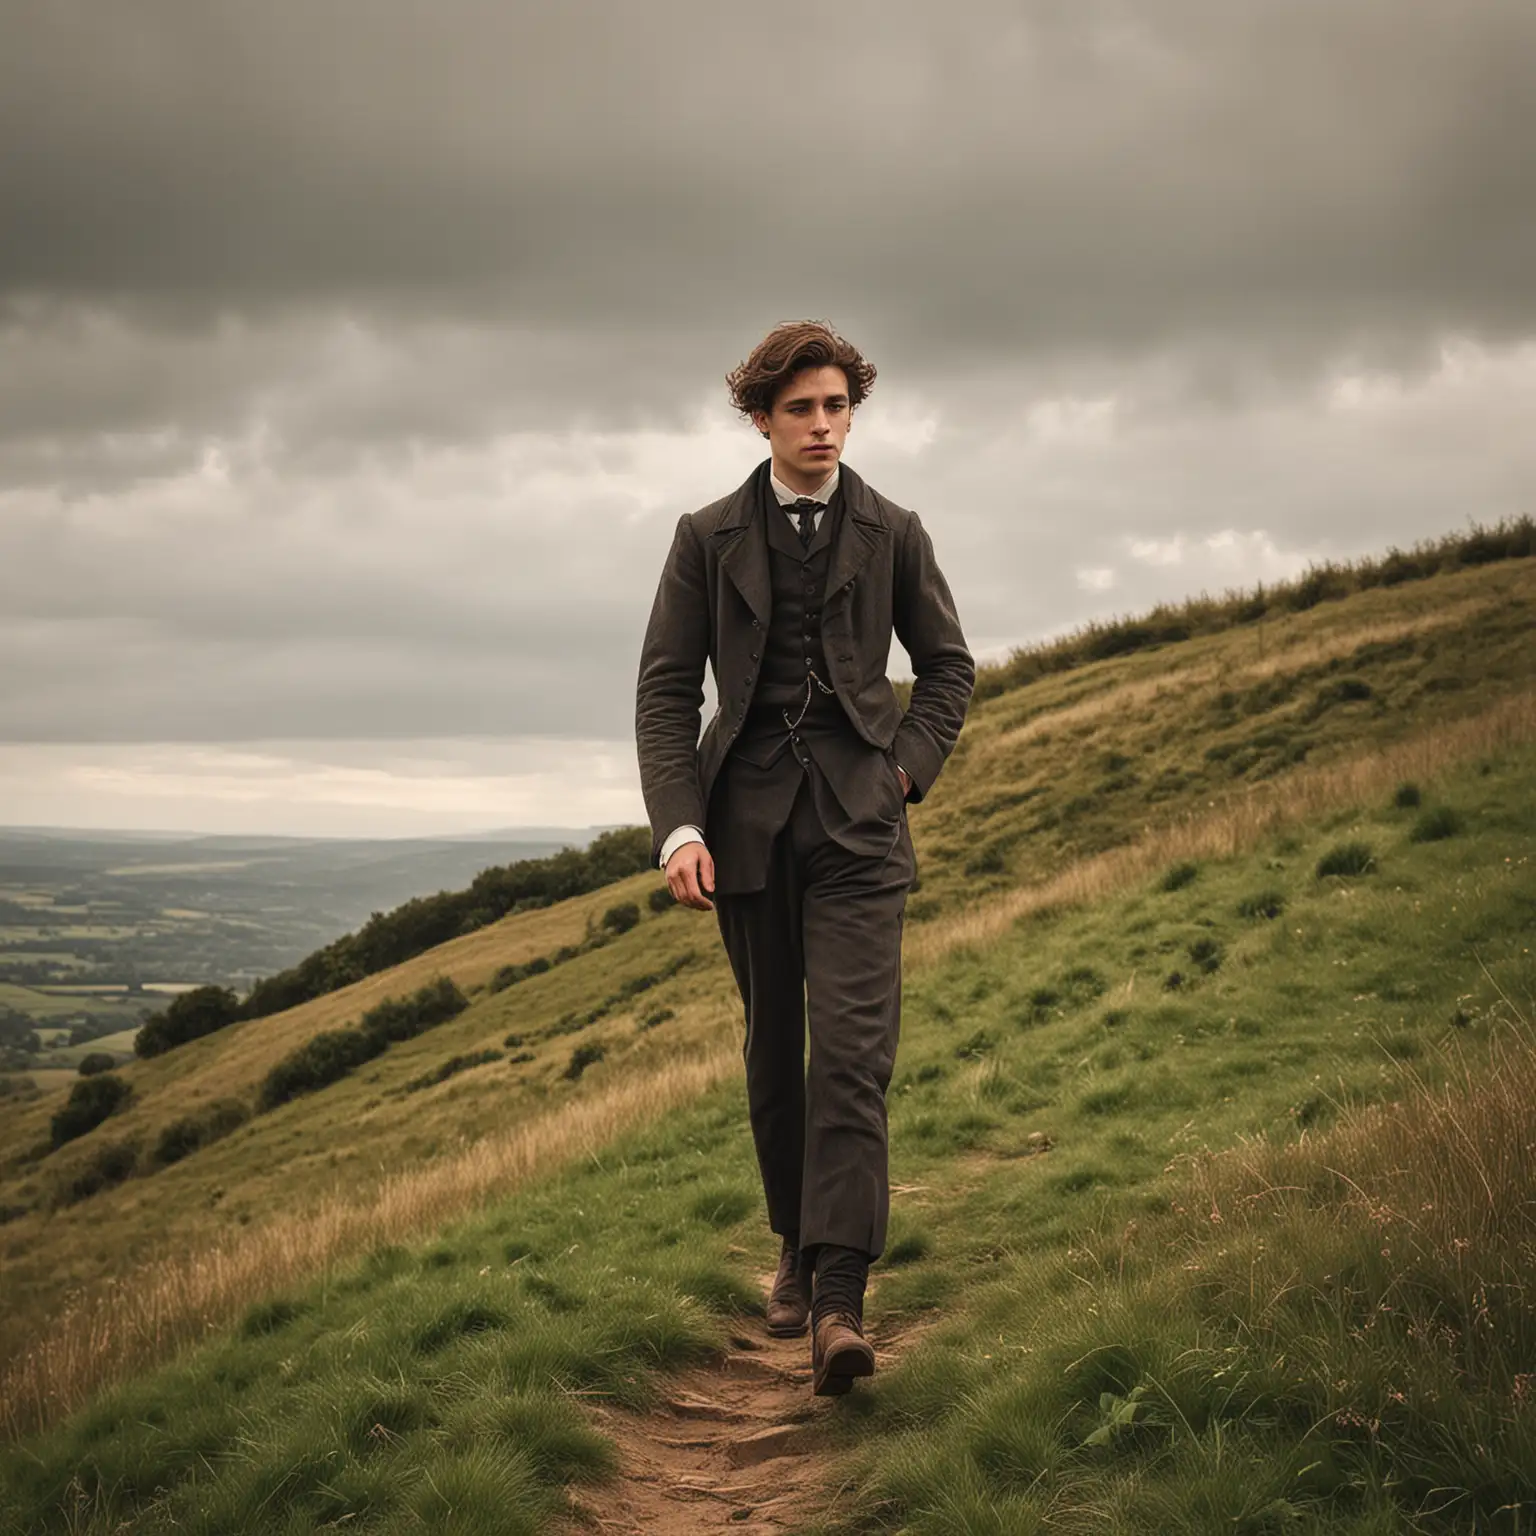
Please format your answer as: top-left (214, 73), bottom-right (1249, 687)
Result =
top-left (0, 983), bottom-right (108, 1020)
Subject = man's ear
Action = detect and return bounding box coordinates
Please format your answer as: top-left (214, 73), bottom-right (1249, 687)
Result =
top-left (751, 409), bottom-right (768, 438)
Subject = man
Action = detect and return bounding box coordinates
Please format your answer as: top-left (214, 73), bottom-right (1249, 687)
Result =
top-left (635, 320), bottom-right (974, 1396)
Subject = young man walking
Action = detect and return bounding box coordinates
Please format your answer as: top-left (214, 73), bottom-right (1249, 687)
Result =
top-left (635, 320), bottom-right (974, 1396)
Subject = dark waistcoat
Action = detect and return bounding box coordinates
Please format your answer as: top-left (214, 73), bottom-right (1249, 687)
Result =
top-left (755, 490), bottom-right (837, 707)
top-left (706, 480), bottom-right (908, 895)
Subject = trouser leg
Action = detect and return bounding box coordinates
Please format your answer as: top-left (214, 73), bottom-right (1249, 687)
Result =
top-left (714, 805), bottom-right (807, 1241)
top-left (797, 799), bottom-right (914, 1263)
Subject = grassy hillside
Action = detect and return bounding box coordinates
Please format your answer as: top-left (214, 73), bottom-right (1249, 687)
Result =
top-left (1, 680), bottom-right (1531, 1531)
top-left (1, 547), bottom-right (1534, 1531)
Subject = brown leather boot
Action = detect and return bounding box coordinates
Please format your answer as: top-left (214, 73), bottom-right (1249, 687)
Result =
top-left (811, 1311), bottom-right (876, 1396)
top-left (764, 1240), bottom-right (812, 1337)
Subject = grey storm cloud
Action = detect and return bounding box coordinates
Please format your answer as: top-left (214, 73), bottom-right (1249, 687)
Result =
top-left (2, 0), bottom-right (1535, 777)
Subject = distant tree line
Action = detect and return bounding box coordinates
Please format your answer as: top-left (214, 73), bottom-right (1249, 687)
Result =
top-left (122, 828), bottom-right (653, 1060)
top-left (957, 514), bottom-right (1535, 706)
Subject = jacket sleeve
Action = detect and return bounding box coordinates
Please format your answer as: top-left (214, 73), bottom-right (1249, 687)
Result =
top-left (890, 510), bottom-right (974, 803)
top-left (636, 514), bottom-right (712, 864)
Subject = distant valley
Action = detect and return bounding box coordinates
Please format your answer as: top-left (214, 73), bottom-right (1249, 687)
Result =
top-left (0, 828), bottom-right (591, 1081)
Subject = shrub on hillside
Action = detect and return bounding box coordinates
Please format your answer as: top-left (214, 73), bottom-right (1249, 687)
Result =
top-left (1410, 806), bottom-right (1465, 843)
top-left (77, 1052), bottom-right (116, 1076)
top-left (51, 1140), bottom-right (137, 1208)
top-left (402, 1049), bottom-right (503, 1094)
top-left (1317, 840), bottom-right (1377, 878)
top-left (648, 885), bottom-right (675, 913)
top-left (563, 1043), bottom-right (605, 1081)
top-left (260, 1028), bottom-right (381, 1110)
top-left (1235, 889), bottom-right (1285, 920)
top-left (1394, 781), bottom-right (1422, 808)
top-left (154, 1098), bottom-right (251, 1166)
top-left (258, 978), bottom-right (469, 1111)
top-left (359, 977), bottom-right (469, 1046)
top-left (134, 985), bottom-right (242, 1058)
top-left (489, 955), bottom-right (552, 993)
top-left (1159, 861), bottom-right (1199, 893)
top-left (50, 1073), bottom-right (132, 1149)
top-left (601, 901), bottom-right (641, 935)
top-left (1188, 937), bottom-right (1223, 974)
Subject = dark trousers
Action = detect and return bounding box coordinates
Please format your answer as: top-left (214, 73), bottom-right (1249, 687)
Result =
top-left (713, 775), bottom-right (915, 1261)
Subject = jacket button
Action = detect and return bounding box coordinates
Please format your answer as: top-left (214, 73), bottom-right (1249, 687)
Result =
top-left (750, 652), bottom-right (758, 661)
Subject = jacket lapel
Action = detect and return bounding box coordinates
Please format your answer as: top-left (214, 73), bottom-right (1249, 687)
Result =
top-left (713, 461), bottom-right (771, 624)
top-left (825, 461), bottom-right (885, 596)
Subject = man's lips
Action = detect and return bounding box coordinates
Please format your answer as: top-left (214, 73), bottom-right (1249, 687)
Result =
top-left (807, 446), bottom-right (835, 452)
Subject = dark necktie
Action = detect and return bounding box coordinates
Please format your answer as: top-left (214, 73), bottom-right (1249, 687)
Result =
top-left (791, 497), bottom-right (820, 548)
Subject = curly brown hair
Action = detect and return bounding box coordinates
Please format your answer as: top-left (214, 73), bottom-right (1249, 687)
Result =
top-left (725, 320), bottom-right (877, 430)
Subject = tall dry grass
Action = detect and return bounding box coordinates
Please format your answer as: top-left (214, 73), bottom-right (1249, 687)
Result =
top-left (0, 1040), bottom-right (737, 1441)
top-left (981, 596), bottom-right (1491, 759)
top-left (909, 687), bottom-right (1536, 967)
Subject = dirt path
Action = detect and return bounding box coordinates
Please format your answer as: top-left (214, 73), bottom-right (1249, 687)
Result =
top-left (572, 1276), bottom-right (903, 1534)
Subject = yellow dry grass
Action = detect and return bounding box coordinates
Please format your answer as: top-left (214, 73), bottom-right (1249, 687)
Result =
top-left (0, 1034), bottom-right (740, 1440)
top-left (908, 685), bottom-right (1536, 967)
top-left (980, 596), bottom-right (1492, 759)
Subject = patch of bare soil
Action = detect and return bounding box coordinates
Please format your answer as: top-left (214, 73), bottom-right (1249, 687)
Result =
top-left (569, 1275), bottom-right (904, 1534)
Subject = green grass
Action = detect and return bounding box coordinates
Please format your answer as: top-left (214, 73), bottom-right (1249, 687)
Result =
top-left (3, 706), bottom-right (1533, 1531)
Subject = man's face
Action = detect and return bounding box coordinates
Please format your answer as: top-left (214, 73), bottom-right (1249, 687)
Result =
top-left (752, 365), bottom-right (852, 483)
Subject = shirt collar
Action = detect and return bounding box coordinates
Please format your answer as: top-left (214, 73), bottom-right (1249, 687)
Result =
top-left (769, 461), bottom-right (839, 506)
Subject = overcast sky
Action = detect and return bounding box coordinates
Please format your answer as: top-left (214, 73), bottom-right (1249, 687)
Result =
top-left (3, 0), bottom-right (1534, 835)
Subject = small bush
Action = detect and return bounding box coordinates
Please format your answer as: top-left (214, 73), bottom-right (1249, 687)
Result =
top-left (260, 1027), bottom-right (382, 1111)
top-left (563, 1043), bottom-right (606, 1081)
top-left (503, 1032), bottom-right (525, 1048)
top-left (1159, 861), bottom-right (1199, 892)
top-left (647, 886), bottom-right (675, 913)
top-left (1023, 987), bottom-right (1061, 1026)
top-left (638, 1006), bottom-right (674, 1031)
top-left (1316, 840), bottom-right (1377, 878)
top-left (260, 977), bottom-right (470, 1111)
top-left (1236, 889), bottom-right (1285, 920)
top-left (601, 901), bottom-right (641, 935)
top-left (403, 1049), bottom-right (503, 1094)
top-left (133, 984), bottom-right (242, 1059)
top-left (1188, 937), bottom-right (1223, 973)
top-left (154, 1098), bottom-right (250, 1165)
top-left (360, 976), bottom-right (469, 1047)
top-left (76, 1052), bottom-right (116, 1077)
top-left (490, 956), bottom-right (553, 993)
top-left (1394, 781), bottom-right (1422, 809)
top-left (50, 1073), bottom-right (132, 1148)
top-left (53, 1139), bottom-right (137, 1206)
top-left (1410, 806), bottom-right (1465, 843)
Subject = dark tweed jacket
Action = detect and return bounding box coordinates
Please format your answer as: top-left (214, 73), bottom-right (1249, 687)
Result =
top-left (635, 457), bottom-right (975, 868)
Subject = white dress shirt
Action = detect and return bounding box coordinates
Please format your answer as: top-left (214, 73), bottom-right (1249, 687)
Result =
top-left (659, 462), bottom-right (895, 872)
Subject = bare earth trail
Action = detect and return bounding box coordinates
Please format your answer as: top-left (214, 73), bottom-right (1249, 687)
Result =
top-left (572, 1272), bottom-right (906, 1534)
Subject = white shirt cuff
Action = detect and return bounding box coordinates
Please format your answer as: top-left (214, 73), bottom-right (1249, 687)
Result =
top-left (659, 825), bottom-right (705, 870)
